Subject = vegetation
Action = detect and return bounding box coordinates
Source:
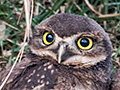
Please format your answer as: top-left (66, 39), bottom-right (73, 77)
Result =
top-left (0, 0), bottom-right (120, 72)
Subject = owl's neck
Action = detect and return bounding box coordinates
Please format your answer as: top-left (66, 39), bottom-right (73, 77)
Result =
top-left (72, 57), bottom-right (112, 85)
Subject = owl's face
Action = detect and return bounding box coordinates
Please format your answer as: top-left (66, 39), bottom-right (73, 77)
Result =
top-left (29, 14), bottom-right (112, 68)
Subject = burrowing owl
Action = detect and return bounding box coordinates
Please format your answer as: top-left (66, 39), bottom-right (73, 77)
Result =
top-left (0, 13), bottom-right (114, 90)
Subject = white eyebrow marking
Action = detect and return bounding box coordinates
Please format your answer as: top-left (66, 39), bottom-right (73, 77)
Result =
top-left (63, 33), bottom-right (82, 54)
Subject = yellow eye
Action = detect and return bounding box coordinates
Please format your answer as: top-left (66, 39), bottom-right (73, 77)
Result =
top-left (77, 37), bottom-right (93, 50)
top-left (43, 32), bottom-right (55, 45)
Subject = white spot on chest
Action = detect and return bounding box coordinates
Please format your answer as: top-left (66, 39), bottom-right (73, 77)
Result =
top-left (27, 79), bottom-right (31, 83)
top-left (46, 81), bottom-right (49, 85)
top-left (40, 80), bottom-right (44, 83)
top-left (41, 75), bottom-right (45, 79)
top-left (38, 66), bottom-right (41, 70)
top-left (48, 64), bottom-right (53, 69)
top-left (37, 80), bottom-right (40, 83)
top-left (44, 68), bottom-right (47, 71)
top-left (37, 74), bottom-right (40, 77)
top-left (33, 83), bottom-right (45, 90)
top-left (43, 62), bottom-right (50, 66)
top-left (51, 69), bottom-right (54, 74)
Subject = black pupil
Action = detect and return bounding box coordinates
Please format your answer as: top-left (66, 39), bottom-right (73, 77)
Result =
top-left (46, 34), bottom-right (54, 42)
top-left (80, 38), bottom-right (89, 47)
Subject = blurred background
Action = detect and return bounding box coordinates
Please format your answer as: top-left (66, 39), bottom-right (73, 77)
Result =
top-left (0, 0), bottom-right (120, 72)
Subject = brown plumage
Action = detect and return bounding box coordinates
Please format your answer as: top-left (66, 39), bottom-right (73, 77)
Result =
top-left (0, 13), bottom-right (114, 90)
top-left (110, 69), bottom-right (120, 90)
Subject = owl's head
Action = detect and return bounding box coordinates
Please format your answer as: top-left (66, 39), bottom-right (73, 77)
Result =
top-left (29, 13), bottom-right (113, 68)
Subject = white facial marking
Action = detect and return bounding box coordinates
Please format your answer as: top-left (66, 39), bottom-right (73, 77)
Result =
top-left (64, 33), bottom-right (82, 54)
top-left (46, 33), bottom-right (62, 49)
top-left (63, 55), bottom-right (106, 67)
top-left (31, 49), bottom-right (57, 60)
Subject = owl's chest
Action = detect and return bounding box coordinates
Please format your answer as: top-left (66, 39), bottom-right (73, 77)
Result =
top-left (55, 71), bottom-right (106, 90)
top-left (9, 61), bottom-right (108, 90)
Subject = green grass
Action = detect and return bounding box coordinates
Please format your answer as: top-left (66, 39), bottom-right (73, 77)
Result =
top-left (0, 0), bottom-right (120, 70)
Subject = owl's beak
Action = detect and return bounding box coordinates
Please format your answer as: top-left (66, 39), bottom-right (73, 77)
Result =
top-left (58, 42), bottom-right (68, 63)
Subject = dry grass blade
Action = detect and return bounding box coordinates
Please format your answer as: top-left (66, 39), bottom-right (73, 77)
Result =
top-left (84, 0), bottom-right (120, 18)
top-left (0, 0), bottom-right (34, 89)
top-left (99, 13), bottom-right (120, 18)
top-left (84, 0), bottom-right (102, 16)
top-left (24, 0), bottom-right (33, 41)
top-left (0, 21), bottom-right (5, 39)
top-left (73, 1), bottom-right (87, 16)
top-left (116, 58), bottom-right (120, 66)
top-left (24, 0), bottom-right (30, 39)
top-left (0, 20), bottom-right (18, 30)
top-left (60, 6), bottom-right (65, 13)
top-left (17, 6), bottom-right (25, 25)
top-left (0, 21), bottom-right (6, 56)
top-left (29, 0), bottom-right (33, 38)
